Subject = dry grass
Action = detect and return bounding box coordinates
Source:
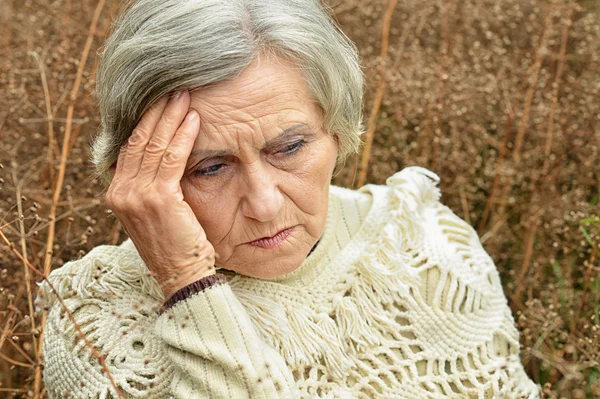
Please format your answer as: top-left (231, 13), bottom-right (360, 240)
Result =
top-left (0, 0), bottom-right (598, 397)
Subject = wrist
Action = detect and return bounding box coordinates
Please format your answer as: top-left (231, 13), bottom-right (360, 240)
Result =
top-left (161, 266), bottom-right (216, 300)
top-left (160, 272), bottom-right (227, 313)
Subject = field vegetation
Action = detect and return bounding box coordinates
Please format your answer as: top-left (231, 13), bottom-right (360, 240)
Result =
top-left (0, 0), bottom-right (598, 397)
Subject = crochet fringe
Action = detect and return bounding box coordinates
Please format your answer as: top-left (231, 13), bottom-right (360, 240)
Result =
top-left (233, 167), bottom-right (441, 379)
top-left (36, 243), bottom-right (164, 312)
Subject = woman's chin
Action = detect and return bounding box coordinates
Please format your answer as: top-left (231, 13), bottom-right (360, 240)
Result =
top-left (214, 227), bottom-right (317, 278)
top-left (218, 246), bottom-right (309, 279)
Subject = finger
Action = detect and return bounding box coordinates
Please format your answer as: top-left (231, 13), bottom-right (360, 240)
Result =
top-left (121, 95), bottom-right (170, 180)
top-left (138, 90), bottom-right (190, 182)
top-left (113, 143), bottom-right (128, 182)
top-left (155, 109), bottom-right (200, 185)
top-left (106, 144), bottom-right (128, 207)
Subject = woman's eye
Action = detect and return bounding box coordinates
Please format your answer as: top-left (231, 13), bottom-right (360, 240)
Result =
top-left (195, 163), bottom-right (225, 176)
top-left (278, 140), bottom-right (306, 155)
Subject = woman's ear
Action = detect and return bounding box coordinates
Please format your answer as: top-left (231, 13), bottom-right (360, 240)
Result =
top-left (328, 132), bottom-right (343, 180)
top-left (331, 131), bottom-right (340, 148)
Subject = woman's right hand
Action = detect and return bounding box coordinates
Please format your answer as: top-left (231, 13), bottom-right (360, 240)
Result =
top-left (105, 90), bottom-right (216, 300)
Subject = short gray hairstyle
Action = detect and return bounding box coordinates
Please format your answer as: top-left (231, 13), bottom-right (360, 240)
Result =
top-left (92, 0), bottom-right (364, 185)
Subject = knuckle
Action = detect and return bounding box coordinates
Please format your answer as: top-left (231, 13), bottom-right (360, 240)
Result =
top-left (144, 139), bottom-right (168, 155)
top-left (107, 184), bottom-right (152, 215)
top-left (106, 195), bottom-right (124, 212)
top-left (128, 129), bottom-right (149, 146)
top-left (105, 186), bottom-right (118, 204)
top-left (162, 149), bottom-right (183, 165)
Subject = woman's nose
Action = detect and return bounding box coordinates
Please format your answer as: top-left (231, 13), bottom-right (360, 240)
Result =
top-left (240, 164), bottom-right (285, 222)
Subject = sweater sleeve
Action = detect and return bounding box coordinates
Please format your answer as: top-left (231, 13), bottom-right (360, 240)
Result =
top-left (153, 276), bottom-right (298, 398)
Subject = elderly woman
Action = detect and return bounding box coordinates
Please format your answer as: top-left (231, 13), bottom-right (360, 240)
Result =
top-left (37, 0), bottom-right (541, 398)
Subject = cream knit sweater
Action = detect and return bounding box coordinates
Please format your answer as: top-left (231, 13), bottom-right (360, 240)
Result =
top-left (37, 166), bottom-right (541, 399)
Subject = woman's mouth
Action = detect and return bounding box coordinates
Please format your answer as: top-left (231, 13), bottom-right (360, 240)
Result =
top-left (248, 227), bottom-right (295, 249)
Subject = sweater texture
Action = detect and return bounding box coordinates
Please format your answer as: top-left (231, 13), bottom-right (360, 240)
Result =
top-left (36, 166), bottom-right (542, 399)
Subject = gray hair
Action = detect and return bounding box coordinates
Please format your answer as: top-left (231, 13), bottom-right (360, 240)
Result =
top-left (92, 0), bottom-right (364, 185)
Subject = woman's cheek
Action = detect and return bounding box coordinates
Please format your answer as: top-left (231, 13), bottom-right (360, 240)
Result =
top-left (301, 149), bottom-right (335, 184)
top-left (182, 183), bottom-right (230, 238)
top-left (283, 144), bottom-right (325, 176)
top-left (196, 202), bottom-right (236, 253)
top-left (184, 166), bottom-right (235, 199)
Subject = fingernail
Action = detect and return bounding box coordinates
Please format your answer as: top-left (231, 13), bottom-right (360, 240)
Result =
top-left (187, 110), bottom-right (198, 121)
top-left (172, 90), bottom-right (183, 100)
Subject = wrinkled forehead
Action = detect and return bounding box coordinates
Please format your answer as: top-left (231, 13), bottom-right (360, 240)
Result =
top-left (187, 58), bottom-right (324, 141)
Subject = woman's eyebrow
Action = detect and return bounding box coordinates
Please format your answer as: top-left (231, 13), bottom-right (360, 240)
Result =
top-left (264, 123), bottom-right (310, 147)
top-left (189, 123), bottom-right (310, 159)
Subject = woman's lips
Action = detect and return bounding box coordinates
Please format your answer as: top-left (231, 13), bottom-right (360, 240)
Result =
top-left (248, 227), bottom-right (295, 249)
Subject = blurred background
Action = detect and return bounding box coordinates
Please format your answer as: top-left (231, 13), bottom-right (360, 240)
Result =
top-left (0, 0), bottom-right (598, 397)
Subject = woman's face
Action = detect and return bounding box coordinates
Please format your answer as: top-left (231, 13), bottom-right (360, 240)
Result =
top-left (181, 57), bottom-right (338, 279)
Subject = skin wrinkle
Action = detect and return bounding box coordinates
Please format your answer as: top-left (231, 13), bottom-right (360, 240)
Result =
top-left (180, 57), bottom-right (338, 279)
